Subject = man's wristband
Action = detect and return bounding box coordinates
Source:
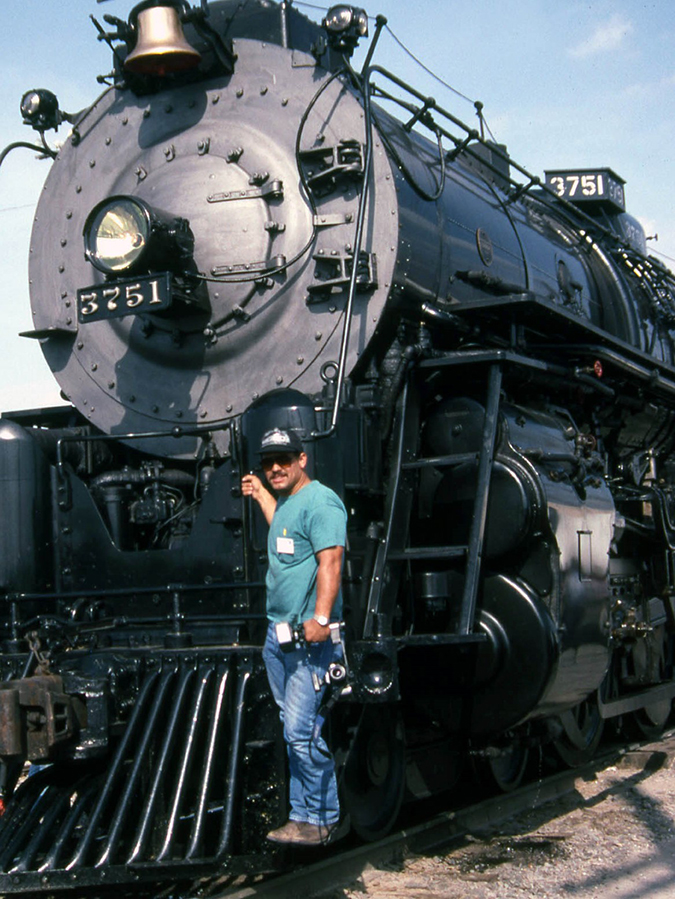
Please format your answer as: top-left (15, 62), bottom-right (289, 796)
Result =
top-left (313, 614), bottom-right (329, 627)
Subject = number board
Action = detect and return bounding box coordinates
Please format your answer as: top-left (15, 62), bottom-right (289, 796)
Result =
top-left (544, 168), bottom-right (625, 213)
top-left (77, 272), bottom-right (172, 323)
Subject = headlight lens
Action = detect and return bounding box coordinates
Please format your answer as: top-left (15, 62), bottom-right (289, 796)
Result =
top-left (323, 5), bottom-right (355, 31)
top-left (84, 197), bottom-right (150, 274)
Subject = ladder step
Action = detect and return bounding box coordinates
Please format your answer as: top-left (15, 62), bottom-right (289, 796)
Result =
top-left (401, 452), bottom-right (478, 470)
top-left (388, 546), bottom-right (467, 561)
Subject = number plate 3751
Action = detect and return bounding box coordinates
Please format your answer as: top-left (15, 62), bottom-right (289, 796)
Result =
top-left (77, 273), bottom-right (172, 323)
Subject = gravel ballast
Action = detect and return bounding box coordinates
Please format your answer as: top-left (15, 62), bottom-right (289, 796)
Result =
top-left (314, 740), bottom-right (675, 899)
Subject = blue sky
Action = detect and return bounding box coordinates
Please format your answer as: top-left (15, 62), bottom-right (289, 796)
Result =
top-left (1, 0), bottom-right (673, 410)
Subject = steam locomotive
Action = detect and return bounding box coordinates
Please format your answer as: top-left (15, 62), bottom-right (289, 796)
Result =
top-left (1, 0), bottom-right (675, 892)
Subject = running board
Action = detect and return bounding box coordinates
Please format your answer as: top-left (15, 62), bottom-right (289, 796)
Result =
top-left (598, 680), bottom-right (675, 719)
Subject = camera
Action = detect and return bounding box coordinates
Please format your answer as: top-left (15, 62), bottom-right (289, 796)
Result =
top-left (274, 620), bottom-right (303, 651)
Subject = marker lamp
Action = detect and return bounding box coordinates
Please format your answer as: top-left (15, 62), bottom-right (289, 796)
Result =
top-left (323, 5), bottom-right (368, 36)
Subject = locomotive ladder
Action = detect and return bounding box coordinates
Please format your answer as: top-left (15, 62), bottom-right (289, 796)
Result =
top-left (363, 363), bottom-right (502, 641)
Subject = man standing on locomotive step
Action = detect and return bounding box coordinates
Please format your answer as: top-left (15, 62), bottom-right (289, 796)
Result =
top-left (241, 428), bottom-right (347, 847)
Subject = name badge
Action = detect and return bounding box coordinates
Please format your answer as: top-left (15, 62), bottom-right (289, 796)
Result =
top-left (277, 536), bottom-right (295, 555)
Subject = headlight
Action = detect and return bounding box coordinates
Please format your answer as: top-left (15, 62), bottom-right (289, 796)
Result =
top-left (84, 197), bottom-right (150, 274)
top-left (83, 196), bottom-right (193, 278)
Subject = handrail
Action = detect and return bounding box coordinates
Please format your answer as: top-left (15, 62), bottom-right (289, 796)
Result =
top-left (312, 65), bottom-right (377, 438)
top-left (364, 62), bottom-right (668, 267)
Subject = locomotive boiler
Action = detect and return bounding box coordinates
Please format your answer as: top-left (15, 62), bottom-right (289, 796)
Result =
top-left (1, 0), bottom-right (675, 891)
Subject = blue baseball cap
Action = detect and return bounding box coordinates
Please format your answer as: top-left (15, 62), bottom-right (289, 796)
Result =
top-left (258, 428), bottom-right (304, 455)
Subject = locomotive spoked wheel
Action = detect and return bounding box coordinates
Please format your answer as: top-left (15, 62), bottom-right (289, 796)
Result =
top-left (622, 699), bottom-right (672, 741)
top-left (554, 696), bottom-right (604, 767)
top-left (342, 706), bottom-right (406, 841)
top-left (474, 742), bottom-right (531, 793)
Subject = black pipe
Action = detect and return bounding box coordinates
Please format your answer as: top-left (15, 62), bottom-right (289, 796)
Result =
top-left (98, 668), bottom-right (177, 865)
top-left (156, 666), bottom-right (212, 860)
top-left (186, 666), bottom-right (229, 858)
top-left (127, 666), bottom-right (196, 863)
top-left (67, 670), bottom-right (160, 868)
top-left (217, 665), bottom-right (251, 856)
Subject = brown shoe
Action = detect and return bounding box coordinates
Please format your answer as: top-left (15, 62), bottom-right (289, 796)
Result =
top-left (290, 821), bottom-right (344, 847)
top-left (267, 819), bottom-right (347, 847)
top-left (266, 820), bottom-right (307, 843)
top-left (293, 822), bottom-right (324, 846)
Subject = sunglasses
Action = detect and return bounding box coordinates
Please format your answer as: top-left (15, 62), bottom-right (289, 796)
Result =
top-left (261, 454), bottom-right (298, 471)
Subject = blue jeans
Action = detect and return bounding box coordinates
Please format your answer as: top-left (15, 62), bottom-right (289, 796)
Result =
top-left (262, 622), bottom-right (341, 826)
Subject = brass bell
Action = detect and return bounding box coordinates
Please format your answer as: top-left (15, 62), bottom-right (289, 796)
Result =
top-left (125, 2), bottom-right (201, 76)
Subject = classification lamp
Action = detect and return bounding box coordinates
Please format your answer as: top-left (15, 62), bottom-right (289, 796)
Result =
top-left (322, 5), bottom-right (368, 54)
top-left (20, 89), bottom-right (63, 133)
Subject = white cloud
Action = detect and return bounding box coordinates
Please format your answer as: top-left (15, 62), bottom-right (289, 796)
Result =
top-left (568, 14), bottom-right (634, 58)
top-left (622, 71), bottom-right (675, 99)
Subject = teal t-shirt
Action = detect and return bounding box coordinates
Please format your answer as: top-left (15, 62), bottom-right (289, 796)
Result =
top-left (266, 480), bottom-right (347, 626)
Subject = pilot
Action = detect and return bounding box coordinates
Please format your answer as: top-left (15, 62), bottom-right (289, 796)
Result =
top-left (241, 428), bottom-right (347, 846)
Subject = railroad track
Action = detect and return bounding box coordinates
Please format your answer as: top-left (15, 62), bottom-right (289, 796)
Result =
top-left (189, 732), bottom-right (675, 899)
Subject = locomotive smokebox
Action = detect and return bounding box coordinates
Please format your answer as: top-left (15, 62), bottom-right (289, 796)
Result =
top-left (28, 34), bottom-right (397, 459)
